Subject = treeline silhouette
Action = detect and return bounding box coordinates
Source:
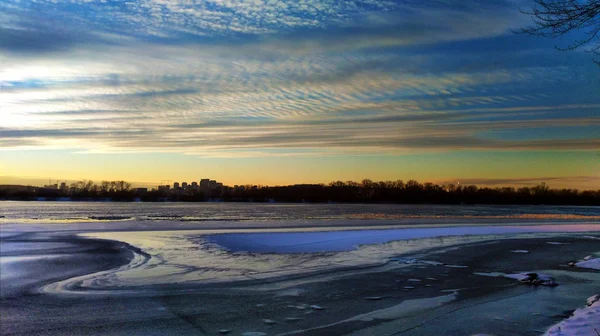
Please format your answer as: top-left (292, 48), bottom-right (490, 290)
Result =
top-left (1, 179), bottom-right (599, 205)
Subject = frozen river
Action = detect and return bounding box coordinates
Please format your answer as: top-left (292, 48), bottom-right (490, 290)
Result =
top-left (1, 202), bottom-right (599, 336)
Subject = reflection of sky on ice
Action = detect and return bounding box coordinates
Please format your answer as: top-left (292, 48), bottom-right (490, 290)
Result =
top-left (0, 255), bottom-right (65, 282)
top-left (207, 224), bottom-right (600, 253)
top-left (81, 224), bottom-right (600, 288)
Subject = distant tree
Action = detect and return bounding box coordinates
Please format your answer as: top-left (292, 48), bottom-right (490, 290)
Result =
top-left (100, 181), bottom-right (110, 193)
top-left (519, 0), bottom-right (600, 64)
top-left (346, 181), bottom-right (360, 188)
top-left (329, 181), bottom-right (346, 187)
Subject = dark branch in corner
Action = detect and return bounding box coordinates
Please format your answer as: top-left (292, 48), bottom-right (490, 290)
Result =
top-left (517, 0), bottom-right (600, 64)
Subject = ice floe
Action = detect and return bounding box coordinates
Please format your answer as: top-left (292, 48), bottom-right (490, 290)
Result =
top-left (506, 273), bottom-right (557, 286)
top-left (576, 257), bottom-right (600, 270)
top-left (475, 272), bottom-right (558, 286)
top-left (279, 293), bottom-right (457, 335)
top-left (351, 293), bottom-right (457, 321)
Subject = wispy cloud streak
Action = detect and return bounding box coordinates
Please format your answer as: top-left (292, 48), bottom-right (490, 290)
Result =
top-left (0, 0), bottom-right (598, 157)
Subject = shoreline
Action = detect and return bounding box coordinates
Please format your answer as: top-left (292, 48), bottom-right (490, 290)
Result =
top-left (2, 199), bottom-right (600, 205)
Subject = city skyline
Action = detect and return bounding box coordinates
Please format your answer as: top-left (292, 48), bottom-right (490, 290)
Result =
top-left (2, 172), bottom-right (599, 191)
top-left (1, 0), bottom-right (599, 189)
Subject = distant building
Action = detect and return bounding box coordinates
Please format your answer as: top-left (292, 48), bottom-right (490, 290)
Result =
top-left (158, 185), bottom-right (170, 191)
top-left (216, 182), bottom-right (223, 189)
top-left (173, 182), bottom-right (180, 189)
top-left (191, 181), bottom-right (199, 189)
top-left (200, 179), bottom-right (210, 190)
top-left (59, 182), bottom-right (68, 191)
top-left (209, 180), bottom-right (217, 190)
top-left (135, 188), bottom-right (148, 193)
top-left (181, 182), bottom-right (188, 189)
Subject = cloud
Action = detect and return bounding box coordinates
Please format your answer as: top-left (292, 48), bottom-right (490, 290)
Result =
top-left (0, 0), bottom-right (598, 157)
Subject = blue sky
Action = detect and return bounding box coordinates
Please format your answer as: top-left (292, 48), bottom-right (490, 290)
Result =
top-left (1, 0), bottom-right (599, 187)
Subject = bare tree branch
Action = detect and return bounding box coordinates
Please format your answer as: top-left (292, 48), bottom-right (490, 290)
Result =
top-left (518, 0), bottom-right (600, 64)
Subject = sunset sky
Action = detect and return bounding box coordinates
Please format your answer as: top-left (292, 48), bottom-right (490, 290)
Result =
top-left (1, 0), bottom-right (599, 188)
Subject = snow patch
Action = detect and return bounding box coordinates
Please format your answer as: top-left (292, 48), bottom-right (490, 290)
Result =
top-left (588, 295), bottom-right (600, 306)
top-left (285, 317), bottom-right (303, 321)
top-left (444, 264), bottom-right (469, 268)
top-left (511, 250), bottom-right (530, 253)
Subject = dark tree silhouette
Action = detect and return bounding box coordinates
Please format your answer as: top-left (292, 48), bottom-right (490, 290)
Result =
top-left (519, 0), bottom-right (600, 64)
top-left (1, 179), bottom-right (599, 205)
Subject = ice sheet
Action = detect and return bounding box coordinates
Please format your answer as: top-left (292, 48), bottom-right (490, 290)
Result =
top-left (67, 224), bottom-right (600, 291)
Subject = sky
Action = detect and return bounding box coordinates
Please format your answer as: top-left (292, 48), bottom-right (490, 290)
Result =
top-left (1, 0), bottom-right (599, 189)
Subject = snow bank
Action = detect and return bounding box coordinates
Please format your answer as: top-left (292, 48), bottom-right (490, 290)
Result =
top-left (543, 295), bottom-right (600, 336)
